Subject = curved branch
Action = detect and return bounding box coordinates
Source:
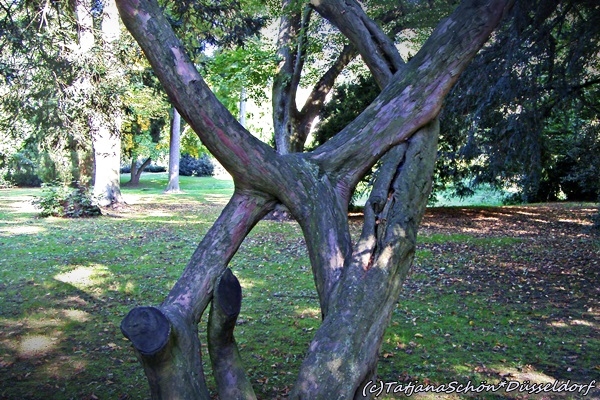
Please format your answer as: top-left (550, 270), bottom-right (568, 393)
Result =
top-left (310, 0), bottom-right (514, 193)
top-left (295, 44), bottom-right (358, 151)
top-left (309, 0), bottom-right (405, 88)
top-left (165, 190), bottom-right (277, 322)
top-left (115, 0), bottom-right (277, 185)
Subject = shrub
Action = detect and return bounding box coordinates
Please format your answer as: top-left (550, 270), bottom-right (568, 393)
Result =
top-left (144, 164), bottom-right (166, 173)
top-left (33, 183), bottom-right (102, 218)
top-left (121, 163), bottom-right (166, 174)
top-left (4, 152), bottom-right (42, 187)
top-left (179, 154), bottom-right (214, 177)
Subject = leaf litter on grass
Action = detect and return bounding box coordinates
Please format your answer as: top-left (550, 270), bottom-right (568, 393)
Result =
top-left (1, 187), bottom-right (599, 399)
top-left (377, 204), bottom-right (599, 399)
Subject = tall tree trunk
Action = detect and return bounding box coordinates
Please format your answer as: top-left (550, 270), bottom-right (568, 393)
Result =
top-left (116, 0), bottom-right (514, 398)
top-left (73, 0), bottom-right (124, 205)
top-left (165, 107), bottom-right (181, 193)
top-left (91, 116), bottom-right (124, 205)
top-left (291, 120), bottom-right (439, 399)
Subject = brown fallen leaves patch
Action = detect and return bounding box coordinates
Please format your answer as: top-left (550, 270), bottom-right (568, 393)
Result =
top-left (420, 204), bottom-right (597, 239)
top-left (416, 205), bottom-right (599, 315)
top-left (407, 204), bottom-right (599, 385)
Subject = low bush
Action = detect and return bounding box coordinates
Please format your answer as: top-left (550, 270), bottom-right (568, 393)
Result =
top-left (179, 154), bottom-right (214, 177)
top-left (144, 164), bottom-right (166, 173)
top-left (4, 152), bottom-right (42, 187)
top-left (120, 163), bottom-right (166, 174)
top-left (33, 183), bottom-right (102, 218)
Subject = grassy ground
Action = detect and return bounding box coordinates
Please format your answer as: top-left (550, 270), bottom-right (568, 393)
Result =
top-left (0, 174), bottom-right (598, 399)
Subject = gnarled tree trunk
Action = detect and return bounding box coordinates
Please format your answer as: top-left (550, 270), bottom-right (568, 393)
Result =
top-left (116, 0), bottom-right (514, 398)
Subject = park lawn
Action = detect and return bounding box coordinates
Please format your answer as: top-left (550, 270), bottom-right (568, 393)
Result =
top-left (0, 173), bottom-right (598, 399)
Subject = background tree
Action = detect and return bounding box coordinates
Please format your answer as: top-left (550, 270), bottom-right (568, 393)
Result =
top-left (0, 1), bottom-right (92, 187)
top-left (0, 0), bottom-right (133, 205)
top-left (439, 0), bottom-right (600, 203)
top-left (309, 0), bottom-right (600, 207)
top-left (120, 69), bottom-right (171, 186)
top-left (116, 0), bottom-right (515, 399)
top-left (165, 106), bottom-right (182, 192)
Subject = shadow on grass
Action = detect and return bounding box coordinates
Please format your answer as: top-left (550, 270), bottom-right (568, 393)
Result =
top-left (1, 187), bottom-right (598, 399)
top-left (0, 276), bottom-right (147, 400)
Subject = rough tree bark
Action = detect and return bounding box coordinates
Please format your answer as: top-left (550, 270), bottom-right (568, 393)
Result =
top-left (116, 0), bottom-right (514, 398)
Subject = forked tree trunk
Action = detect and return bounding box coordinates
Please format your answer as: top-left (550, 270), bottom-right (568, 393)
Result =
top-left (128, 157), bottom-right (151, 186)
top-left (116, 0), bottom-right (514, 398)
top-left (291, 120), bottom-right (439, 398)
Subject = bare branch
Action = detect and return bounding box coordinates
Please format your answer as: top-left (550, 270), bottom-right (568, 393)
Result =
top-left (164, 190), bottom-right (277, 321)
top-left (309, 0), bottom-right (405, 88)
top-left (295, 45), bottom-right (358, 150)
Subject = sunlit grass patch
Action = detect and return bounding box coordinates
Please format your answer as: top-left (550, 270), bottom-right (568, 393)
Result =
top-left (0, 178), bottom-right (597, 399)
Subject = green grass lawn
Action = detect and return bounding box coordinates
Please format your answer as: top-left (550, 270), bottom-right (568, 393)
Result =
top-left (0, 174), bottom-right (598, 399)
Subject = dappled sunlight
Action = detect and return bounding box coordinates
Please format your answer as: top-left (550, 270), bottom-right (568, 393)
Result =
top-left (548, 318), bottom-right (598, 329)
top-left (120, 280), bottom-right (137, 295)
top-left (54, 264), bottom-right (112, 290)
top-left (449, 363), bottom-right (560, 390)
top-left (489, 364), bottom-right (556, 385)
top-left (571, 319), bottom-right (596, 328)
top-left (42, 357), bottom-right (88, 379)
top-left (18, 335), bottom-right (58, 358)
top-left (514, 211), bottom-right (540, 217)
top-left (294, 307), bottom-right (321, 319)
top-left (237, 277), bottom-right (256, 290)
top-left (204, 194), bottom-right (231, 205)
top-left (146, 209), bottom-right (174, 218)
top-left (421, 205), bottom-right (597, 237)
top-left (62, 309), bottom-right (90, 322)
top-left (121, 193), bottom-right (142, 204)
top-left (0, 192), bottom-right (39, 214)
top-left (20, 316), bottom-right (63, 329)
top-left (549, 321), bottom-right (569, 328)
top-left (0, 219), bottom-right (48, 236)
top-left (0, 224), bottom-right (46, 236)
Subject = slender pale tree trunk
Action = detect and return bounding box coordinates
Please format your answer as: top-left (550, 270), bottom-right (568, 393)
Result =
top-left (92, 0), bottom-right (123, 205)
top-left (165, 107), bottom-right (181, 193)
